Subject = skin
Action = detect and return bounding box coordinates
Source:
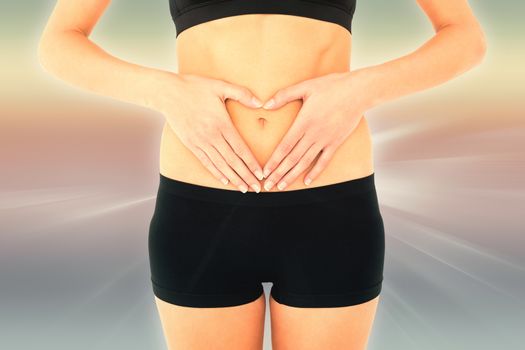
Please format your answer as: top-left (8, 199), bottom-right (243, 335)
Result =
top-left (38, 0), bottom-right (486, 349)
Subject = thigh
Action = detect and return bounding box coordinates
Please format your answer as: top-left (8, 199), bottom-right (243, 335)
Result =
top-left (148, 181), bottom-right (266, 308)
top-left (155, 293), bottom-right (266, 350)
top-left (267, 176), bottom-right (385, 349)
top-left (148, 175), bottom-right (269, 349)
top-left (269, 184), bottom-right (385, 308)
top-left (269, 295), bottom-right (379, 350)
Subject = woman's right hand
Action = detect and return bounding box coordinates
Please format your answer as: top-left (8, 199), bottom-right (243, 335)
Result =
top-left (153, 72), bottom-right (265, 193)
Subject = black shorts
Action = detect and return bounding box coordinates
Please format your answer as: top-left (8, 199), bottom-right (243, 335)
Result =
top-left (148, 172), bottom-right (385, 308)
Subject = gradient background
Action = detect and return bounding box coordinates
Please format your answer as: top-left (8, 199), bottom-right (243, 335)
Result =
top-left (1, 1), bottom-right (524, 349)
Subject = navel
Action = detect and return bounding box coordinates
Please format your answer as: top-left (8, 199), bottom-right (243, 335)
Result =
top-left (257, 117), bottom-right (267, 128)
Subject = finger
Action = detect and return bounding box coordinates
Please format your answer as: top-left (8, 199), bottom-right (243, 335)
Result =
top-left (191, 146), bottom-right (230, 186)
top-left (263, 134), bottom-right (313, 191)
top-left (262, 82), bottom-right (308, 110)
top-left (204, 143), bottom-right (250, 193)
top-left (221, 124), bottom-right (264, 180)
top-left (276, 142), bottom-right (324, 190)
top-left (262, 119), bottom-right (307, 178)
top-left (221, 82), bottom-right (263, 108)
top-left (214, 134), bottom-right (262, 193)
top-left (304, 145), bottom-right (337, 185)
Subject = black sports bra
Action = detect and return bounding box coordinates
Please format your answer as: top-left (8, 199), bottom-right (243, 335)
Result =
top-left (169, 0), bottom-right (357, 38)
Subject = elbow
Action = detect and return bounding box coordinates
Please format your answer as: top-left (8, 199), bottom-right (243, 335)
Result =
top-left (37, 34), bottom-right (54, 73)
top-left (37, 30), bottom-right (67, 73)
top-left (38, 29), bottom-right (87, 75)
top-left (471, 31), bottom-right (487, 66)
top-left (439, 21), bottom-right (488, 68)
top-left (466, 23), bottom-right (488, 67)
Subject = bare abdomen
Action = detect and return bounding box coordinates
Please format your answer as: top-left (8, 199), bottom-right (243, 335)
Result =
top-left (159, 14), bottom-right (374, 191)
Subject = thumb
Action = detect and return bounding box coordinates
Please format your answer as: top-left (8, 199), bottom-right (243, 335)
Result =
top-left (262, 82), bottom-right (307, 110)
top-left (221, 83), bottom-right (264, 108)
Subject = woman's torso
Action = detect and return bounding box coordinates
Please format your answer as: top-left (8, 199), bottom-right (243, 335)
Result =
top-left (160, 14), bottom-right (374, 192)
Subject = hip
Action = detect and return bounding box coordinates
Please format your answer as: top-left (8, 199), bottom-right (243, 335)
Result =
top-left (148, 169), bottom-right (384, 307)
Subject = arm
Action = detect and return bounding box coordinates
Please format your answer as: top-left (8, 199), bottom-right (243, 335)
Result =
top-left (258, 0), bottom-right (487, 189)
top-left (357, 0), bottom-right (487, 110)
top-left (37, 0), bottom-right (178, 111)
top-left (37, 0), bottom-right (266, 191)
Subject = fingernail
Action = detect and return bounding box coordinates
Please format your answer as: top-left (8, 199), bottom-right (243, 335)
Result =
top-left (277, 181), bottom-right (287, 190)
top-left (252, 97), bottom-right (263, 108)
top-left (263, 99), bottom-right (274, 109)
top-left (304, 177), bottom-right (312, 185)
top-left (239, 184), bottom-right (248, 193)
top-left (221, 178), bottom-right (229, 185)
top-left (263, 168), bottom-right (271, 178)
top-left (254, 169), bottom-right (264, 180)
top-left (264, 180), bottom-right (274, 191)
top-left (251, 183), bottom-right (261, 193)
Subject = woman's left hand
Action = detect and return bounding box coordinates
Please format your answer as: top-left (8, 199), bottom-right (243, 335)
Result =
top-left (260, 69), bottom-right (373, 191)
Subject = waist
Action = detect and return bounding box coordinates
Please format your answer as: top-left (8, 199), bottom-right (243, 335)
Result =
top-left (159, 107), bottom-right (374, 192)
top-left (157, 171), bottom-right (377, 207)
top-left (161, 18), bottom-right (371, 191)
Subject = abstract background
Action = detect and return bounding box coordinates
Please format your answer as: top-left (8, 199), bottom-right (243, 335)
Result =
top-left (1, 1), bottom-right (523, 349)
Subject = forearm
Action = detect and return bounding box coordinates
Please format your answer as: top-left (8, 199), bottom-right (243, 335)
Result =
top-left (37, 29), bottom-right (180, 111)
top-left (356, 23), bottom-right (487, 110)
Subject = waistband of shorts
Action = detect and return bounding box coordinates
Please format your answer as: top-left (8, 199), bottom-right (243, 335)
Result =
top-left (157, 173), bottom-right (377, 206)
